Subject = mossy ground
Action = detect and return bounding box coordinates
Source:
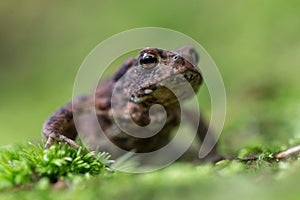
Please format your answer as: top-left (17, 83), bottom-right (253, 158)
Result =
top-left (1, 141), bottom-right (300, 200)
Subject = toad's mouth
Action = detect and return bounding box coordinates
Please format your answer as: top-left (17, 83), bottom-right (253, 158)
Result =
top-left (130, 70), bottom-right (202, 104)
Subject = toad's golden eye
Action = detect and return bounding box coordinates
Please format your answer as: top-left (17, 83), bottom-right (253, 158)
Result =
top-left (139, 53), bottom-right (158, 69)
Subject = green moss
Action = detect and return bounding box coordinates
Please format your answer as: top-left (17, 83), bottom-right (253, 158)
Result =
top-left (0, 142), bottom-right (112, 189)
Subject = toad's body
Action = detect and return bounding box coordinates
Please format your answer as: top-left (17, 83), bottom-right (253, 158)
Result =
top-left (43, 46), bottom-right (220, 161)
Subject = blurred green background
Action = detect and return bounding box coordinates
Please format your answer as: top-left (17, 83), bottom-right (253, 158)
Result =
top-left (1, 0), bottom-right (300, 153)
top-left (1, 0), bottom-right (300, 199)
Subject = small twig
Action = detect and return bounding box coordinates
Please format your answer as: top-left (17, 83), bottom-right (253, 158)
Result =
top-left (216, 144), bottom-right (300, 162)
top-left (274, 144), bottom-right (300, 159)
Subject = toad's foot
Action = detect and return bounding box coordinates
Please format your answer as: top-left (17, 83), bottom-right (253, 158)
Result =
top-left (44, 130), bottom-right (80, 149)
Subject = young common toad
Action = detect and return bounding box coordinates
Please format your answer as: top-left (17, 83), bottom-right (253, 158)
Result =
top-left (42, 46), bottom-right (221, 162)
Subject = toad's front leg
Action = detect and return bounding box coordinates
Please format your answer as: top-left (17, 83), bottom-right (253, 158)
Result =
top-left (183, 109), bottom-right (223, 162)
top-left (43, 95), bottom-right (111, 149)
top-left (42, 101), bottom-right (80, 149)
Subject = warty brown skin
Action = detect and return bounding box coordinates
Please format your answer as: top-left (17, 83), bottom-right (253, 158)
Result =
top-left (42, 46), bottom-right (221, 162)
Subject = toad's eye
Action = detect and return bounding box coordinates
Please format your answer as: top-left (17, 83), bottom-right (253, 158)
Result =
top-left (139, 53), bottom-right (158, 69)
